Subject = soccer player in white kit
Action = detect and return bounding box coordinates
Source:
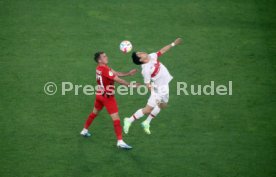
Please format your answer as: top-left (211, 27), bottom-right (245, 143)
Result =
top-left (123, 38), bottom-right (182, 134)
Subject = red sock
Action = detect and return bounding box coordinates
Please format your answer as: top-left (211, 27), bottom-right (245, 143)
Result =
top-left (113, 119), bottom-right (122, 140)
top-left (84, 112), bottom-right (97, 129)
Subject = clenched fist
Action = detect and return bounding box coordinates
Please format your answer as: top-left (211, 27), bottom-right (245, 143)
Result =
top-left (174, 38), bottom-right (182, 46)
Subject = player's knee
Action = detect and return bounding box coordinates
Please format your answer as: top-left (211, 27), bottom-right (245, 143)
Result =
top-left (158, 103), bottom-right (167, 109)
top-left (112, 117), bottom-right (120, 121)
top-left (142, 107), bottom-right (152, 115)
top-left (110, 112), bottom-right (120, 121)
top-left (92, 108), bottom-right (100, 114)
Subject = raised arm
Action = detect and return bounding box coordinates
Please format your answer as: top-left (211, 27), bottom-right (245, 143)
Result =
top-left (111, 69), bottom-right (138, 77)
top-left (159, 38), bottom-right (182, 55)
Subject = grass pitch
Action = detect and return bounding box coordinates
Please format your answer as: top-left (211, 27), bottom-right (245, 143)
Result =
top-left (1, 0), bottom-right (275, 177)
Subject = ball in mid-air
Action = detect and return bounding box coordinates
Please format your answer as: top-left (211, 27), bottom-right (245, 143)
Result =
top-left (120, 40), bottom-right (132, 53)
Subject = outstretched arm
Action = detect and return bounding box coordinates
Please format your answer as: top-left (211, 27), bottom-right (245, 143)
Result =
top-left (113, 76), bottom-right (140, 87)
top-left (111, 69), bottom-right (138, 77)
top-left (159, 38), bottom-right (182, 55)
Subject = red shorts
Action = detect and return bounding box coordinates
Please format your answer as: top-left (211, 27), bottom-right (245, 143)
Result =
top-left (94, 94), bottom-right (118, 114)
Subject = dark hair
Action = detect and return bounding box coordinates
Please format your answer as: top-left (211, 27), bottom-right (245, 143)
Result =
top-left (94, 51), bottom-right (104, 63)
top-left (132, 52), bottom-right (143, 65)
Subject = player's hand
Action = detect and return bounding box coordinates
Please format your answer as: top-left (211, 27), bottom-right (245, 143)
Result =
top-left (174, 38), bottom-right (182, 46)
top-left (146, 83), bottom-right (152, 90)
top-left (129, 69), bottom-right (138, 76)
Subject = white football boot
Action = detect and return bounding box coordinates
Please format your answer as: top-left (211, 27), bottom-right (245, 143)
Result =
top-left (80, 128), bottom-right (91, 137)
top-left (117, 140), bottom-right (132, 149)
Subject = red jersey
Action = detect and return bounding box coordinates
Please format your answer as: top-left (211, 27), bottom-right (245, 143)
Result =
top-left (96, 65), bottom-right (116, 95)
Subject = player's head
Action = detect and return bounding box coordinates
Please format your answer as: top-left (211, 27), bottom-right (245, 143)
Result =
top-left (94, 51), bottom-right (108, 64)
top-left (132, 52), bottom-right (150, 65)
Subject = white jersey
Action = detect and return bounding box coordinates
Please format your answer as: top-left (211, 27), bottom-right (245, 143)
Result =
top-left (141, 52), bottom-right (173, 87)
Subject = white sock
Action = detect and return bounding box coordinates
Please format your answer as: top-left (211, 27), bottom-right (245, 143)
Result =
top-left (145, 106), bottom-right (160, 124)
top-left (128, 109), bottom-right (144, 122)
top-left (117, 139), bottom-right (124, 144)
top-left (81, 128), bottom-right (88, 133)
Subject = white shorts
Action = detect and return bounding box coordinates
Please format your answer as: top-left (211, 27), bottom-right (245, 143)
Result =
top-left (147, 85), bottom-right (169, 107)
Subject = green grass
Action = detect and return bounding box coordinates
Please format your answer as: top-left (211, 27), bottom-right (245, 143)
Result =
top-left (1, 0), bottom-right (276, 177)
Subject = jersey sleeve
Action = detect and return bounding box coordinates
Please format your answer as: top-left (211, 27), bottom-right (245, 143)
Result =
top-left (142, 67), bottom-right (151, 84)
top-left (149, 51), bottom-right (162, 61)
top-left (101, 67), bottom-right (116, 80)
top-left (149, 53), bottom-right (157, 60)
top-left (156, 51), bottom-right (162, 57)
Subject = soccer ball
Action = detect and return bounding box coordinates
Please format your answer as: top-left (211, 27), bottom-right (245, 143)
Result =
top-left (120, 40), bottom-right (132, 53)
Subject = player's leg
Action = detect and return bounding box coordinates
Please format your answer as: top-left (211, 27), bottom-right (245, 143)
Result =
top-left (105, 97), bottom-right (132, 149)
top-left (123, 105), bottom-right (154, 134)
top-left (140, 104), bottom-right (157, 134)
top-left (84, 107), bottom-right (100, 129)
top-left (123, 93), bottom-right (156, 134)
top-left (143, 94), bottom-right (169, 125)
top-left (127, 105), bottom-right (153, 122)
top-left (110, 113), bottom-right (123, 142)
top-left (141, 86), bottom-right (169, 134)
top-left (144, 105), bottom-right (161, 125)
top-left (145, 85), bottom-right (170, 121)
top-left (80, 97), bottom-right (103, 137)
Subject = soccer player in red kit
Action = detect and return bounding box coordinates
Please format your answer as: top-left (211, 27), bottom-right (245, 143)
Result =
top-left (80, 51), bottom-right (139, 149)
